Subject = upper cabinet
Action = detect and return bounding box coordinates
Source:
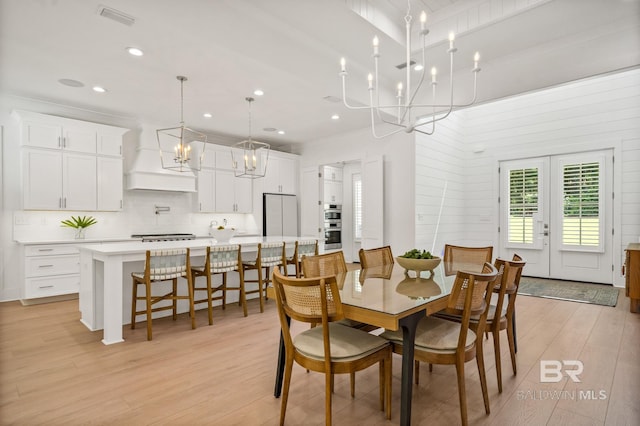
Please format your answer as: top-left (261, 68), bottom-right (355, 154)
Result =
top-left (264, 154), bottom-right (297, 194)
top-left (15, 110), bottom-right (128, 211)
top-left (323, 165), bottom-right (343, 204)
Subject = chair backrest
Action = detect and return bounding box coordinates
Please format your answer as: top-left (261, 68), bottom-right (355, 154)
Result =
top-left (491, 258), bottom-right (513, 323)
top-left (446, 262), bottom-right (498, 318)
top-left (258, 242), bottom-right (286, 267)
top-left (295, 240), bottom-right (319, 261)
top-left (206, 244), bottom-right (241, 273)
top-left (145, 248), bottom-right (190, 280)
top-left (443, 244), bottom-right (493, 276)
top-left (301, 251), bottom-right (347, 278)
top-left (272, 269), bottom-right (344, 349)
top-left (358, 246), bottom-right (394, 268)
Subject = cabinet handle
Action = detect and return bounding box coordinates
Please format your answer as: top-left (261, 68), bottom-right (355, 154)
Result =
top-left (120, 200), bottom-right (123, 209)
top-left (38, 248), bottom-right (54, 252)
top-left (58, 136), bottom-right (62, 148)
top-left (59, 198), bottom-right (62, 208)
top-left (62, 137), bottom-right (66, 148)
top-left (38, 264), bottom-right (54, 268)
top-left (38, 285), bottom-right (54, 289)
top-left (199, 202), bottom-right (202, 211)
top-left (119, 146), bottom-right (122, 155)
top-left (63, 198), bottom-right (67, 208)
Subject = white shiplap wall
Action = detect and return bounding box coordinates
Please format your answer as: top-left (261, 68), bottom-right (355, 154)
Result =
top-left (434, 68), bottom-right (640, 286)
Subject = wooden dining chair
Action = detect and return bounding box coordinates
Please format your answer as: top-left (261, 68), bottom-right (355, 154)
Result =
top-left (272, 269), bottom-right (392, 426)
top-left (358, 246), bottom-right (394, 268)
top-left (300, 250), bottom-right (347, 277)
top-left (286, 239), bottom-right (318, 278)
top-left (131, 248), bottom-right (195, 341)
top-left (381, 263), bottom-right (498, 426)
top-left (242, 242), bottom-right (286, 313)
top-left (435, 256), bottom-right (526, 393)
top-left (443, 244), bottom-right (493, 276)
top-left (191, 244), bottom-right (246, 325)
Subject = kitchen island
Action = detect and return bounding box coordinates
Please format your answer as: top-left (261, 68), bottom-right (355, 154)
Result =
top-left (78, 236), bottom-right (305, 345)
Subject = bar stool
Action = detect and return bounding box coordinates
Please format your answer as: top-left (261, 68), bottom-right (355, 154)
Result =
top-left (242, 242), bottom-right (286, 313)
top-left (131, 248), bottom-right (195, 341)
top-left (191, 244), bottom-right (245, 325)
top-left (286, 240), bottom-right (318, 278)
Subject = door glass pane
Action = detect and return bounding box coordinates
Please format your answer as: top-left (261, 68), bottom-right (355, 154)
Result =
top-left (353, 174), bottom-right (362, 240)
top-left (508, 168), bottom-right (538, 244)
top-left (562, 161), bottom-right (600, 248)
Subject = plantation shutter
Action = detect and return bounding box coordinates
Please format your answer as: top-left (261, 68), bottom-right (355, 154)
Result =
top-left (507, 167), bottom-right (539, 246)
top-left (560, 158), bottom-right (604, 252)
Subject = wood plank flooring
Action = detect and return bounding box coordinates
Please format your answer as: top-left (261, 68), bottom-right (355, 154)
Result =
top-left (1, 289), bottom-right (638, 425)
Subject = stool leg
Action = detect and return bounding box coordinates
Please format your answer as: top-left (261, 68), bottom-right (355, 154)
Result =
top-left (206, 272), bottom-right (213, 325)
top-left (239, 268), bottom-right (248, 317)
top-left (131, 279), bottom-right (137, 329)
top-left (222, 272), bottom-right (228, 309)
top-left (145, 281), bottom-right (153, 341)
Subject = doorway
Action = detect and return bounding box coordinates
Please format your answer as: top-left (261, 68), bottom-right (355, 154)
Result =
top-left (499, 150), bottom-right (614, 284)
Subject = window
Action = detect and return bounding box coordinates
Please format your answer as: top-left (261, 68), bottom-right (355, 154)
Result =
top-left (561, 160), bottom-right (602, 250)
top-left (353, 173), bottom-right (362, 241)
top-left (508, 167), bottom-right (539, 244)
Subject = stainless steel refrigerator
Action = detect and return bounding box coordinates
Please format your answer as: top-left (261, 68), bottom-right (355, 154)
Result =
top-left (263, 193), bottom-right (298, 236)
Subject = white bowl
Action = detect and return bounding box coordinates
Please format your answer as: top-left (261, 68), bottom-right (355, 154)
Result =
top-left (210, 228), bottom-right (236, 243)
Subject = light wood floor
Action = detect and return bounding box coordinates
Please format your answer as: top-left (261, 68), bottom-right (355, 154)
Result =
top-left (1, 289), bottom-right (638, 425)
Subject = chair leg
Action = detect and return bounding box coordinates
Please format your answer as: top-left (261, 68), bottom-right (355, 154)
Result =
top-left (350, 371), bottom-right (356, 398)
top-left (385, 355), bottom-right (392, 420)
top-left (280, 355), bottom-right (294, 426)
top-left (145, 282), bottom-right (153, 341)
top-left (206, 273), bottom-right (213, 325)
top-left (131, 279), bottom-right (137, 329)
top-left (378, 363), bottom-right (383, 409)
top-left (492, 328), bottom-right (503, 393)
top-left (172, 278), bottom-right (178, 320)
top-left (258, 267), bottom-right (265, 313)
top-left (325, 370), bottom-right (333, 426)
top-left (476, 338), bottom-right (491, 414)
top-left (414, 360), bottom-right (420, 385)
top-left (455, 358), bottom-right (468, 426)
top-left (506, 314), bottom-right (517, 375)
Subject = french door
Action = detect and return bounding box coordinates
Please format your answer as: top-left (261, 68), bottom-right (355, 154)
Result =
top-left (499, 150), bottom-right (613, 284)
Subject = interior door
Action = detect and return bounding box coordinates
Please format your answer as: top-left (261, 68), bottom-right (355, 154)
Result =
top-left (500, 150), bottom-right (614, 284)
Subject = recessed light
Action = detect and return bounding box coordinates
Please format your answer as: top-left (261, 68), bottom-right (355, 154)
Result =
top-left (58, 78), bottom-right (84, 88)
top-left (331, 114), bottom-right (340, 120)
top-left (277, 130), bottom-right (285, 135)
top-left (126, 47), bottom-right (144, 56)
top-left (263, 127), bottom-right (277, 132)
top-left (92, 86), bottom-right (107, 93)
top-left (253, 89), bottom-right (264, 96)
top-left (203, 113), bottom-right (212, 118)
top-left (414, 64), bottom-right (424, 71)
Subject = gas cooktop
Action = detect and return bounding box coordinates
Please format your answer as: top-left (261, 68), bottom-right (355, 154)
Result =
top-left (131, 233), bottom-right (196, 242)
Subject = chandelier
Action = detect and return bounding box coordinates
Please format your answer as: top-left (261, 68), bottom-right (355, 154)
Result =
top-left (339, 1), bottom-right (481, 138)
top-left (156, 76), bottom-right (206, 172)
top-left (231, 97), bottom-right (270, 179)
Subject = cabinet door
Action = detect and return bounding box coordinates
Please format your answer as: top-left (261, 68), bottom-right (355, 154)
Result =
top-left (263, 156), bottom-right (281, 193)
top-left (63, 125), bottom-right (96, 153)
top-left (278, 157), bottom-right (297, 194)
top-left (97, 156), bottom-right (123, 211)
top-left (22, 121), bottom-right (62, 149)
top-left (215, 149), bottom-right (234, 171)
top-left (23, 149), bottom-right (63, 209)
top-left (63, 153), bottom-right (97, 210)
top-left (97, 132), bottom-right (122, 156)
top-left (215, 170), bottom-right (235, 212)
top-left (324, 180), bottom-right (342, 204)
top-left (234, 176), bottom-right (253, 213)
top-left (197, 169), bottom-right (216, 212)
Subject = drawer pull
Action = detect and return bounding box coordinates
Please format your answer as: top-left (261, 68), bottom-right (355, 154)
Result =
top-left (38, 285), bottom-right (54, 289)
top-left (38, 249), bottom-right (54, 252)
top-left (38, 264), bottom-right (55, 268)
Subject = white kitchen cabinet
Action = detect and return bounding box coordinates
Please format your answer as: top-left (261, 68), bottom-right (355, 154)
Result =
top-left (97, 156), bottom-right (123, 211)
top-left (22, 244), bottom-right (80, 300)
top-left (197, 169), bottom-right (216, 212)
top-left (324, 180), bottom-right (343, 204)
top-left (215, 170), bottom-right (252, 213)
top-left (16, 110), bottom-right (128, 211)
top-left (264, 155), bottom-right (297, 194)
top-left (324, 165), bottom-right (343, 182)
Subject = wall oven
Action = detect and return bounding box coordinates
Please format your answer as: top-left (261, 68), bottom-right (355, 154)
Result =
top-left (324, 204), bottom-right (342, 250)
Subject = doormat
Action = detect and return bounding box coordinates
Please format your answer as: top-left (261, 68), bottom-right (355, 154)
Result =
top-left (518, 277), bottom-right (619, 307)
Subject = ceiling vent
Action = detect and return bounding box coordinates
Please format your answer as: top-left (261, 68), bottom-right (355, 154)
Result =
top-left (323, 95), bottom-right (342, 103)
top-left (97, 5), bottom-right (136, 26)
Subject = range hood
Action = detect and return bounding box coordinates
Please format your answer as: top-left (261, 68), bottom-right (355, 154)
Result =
top-left (126, 125), bottom-right (197, 192)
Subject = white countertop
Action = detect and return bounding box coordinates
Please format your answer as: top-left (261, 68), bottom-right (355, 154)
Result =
top-left (76, 236), bottom-right (306, 255)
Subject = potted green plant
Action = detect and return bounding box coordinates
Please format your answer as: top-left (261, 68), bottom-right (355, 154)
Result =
top-left (61, 215), bottom-right (97, 239)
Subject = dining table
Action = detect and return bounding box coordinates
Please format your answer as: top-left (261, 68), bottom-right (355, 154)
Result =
top-left (271, 260), bottom-right (483, 426)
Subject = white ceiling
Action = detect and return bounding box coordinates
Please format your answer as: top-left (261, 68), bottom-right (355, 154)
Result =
top-left (1, 0), bottom-right (639, 150)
